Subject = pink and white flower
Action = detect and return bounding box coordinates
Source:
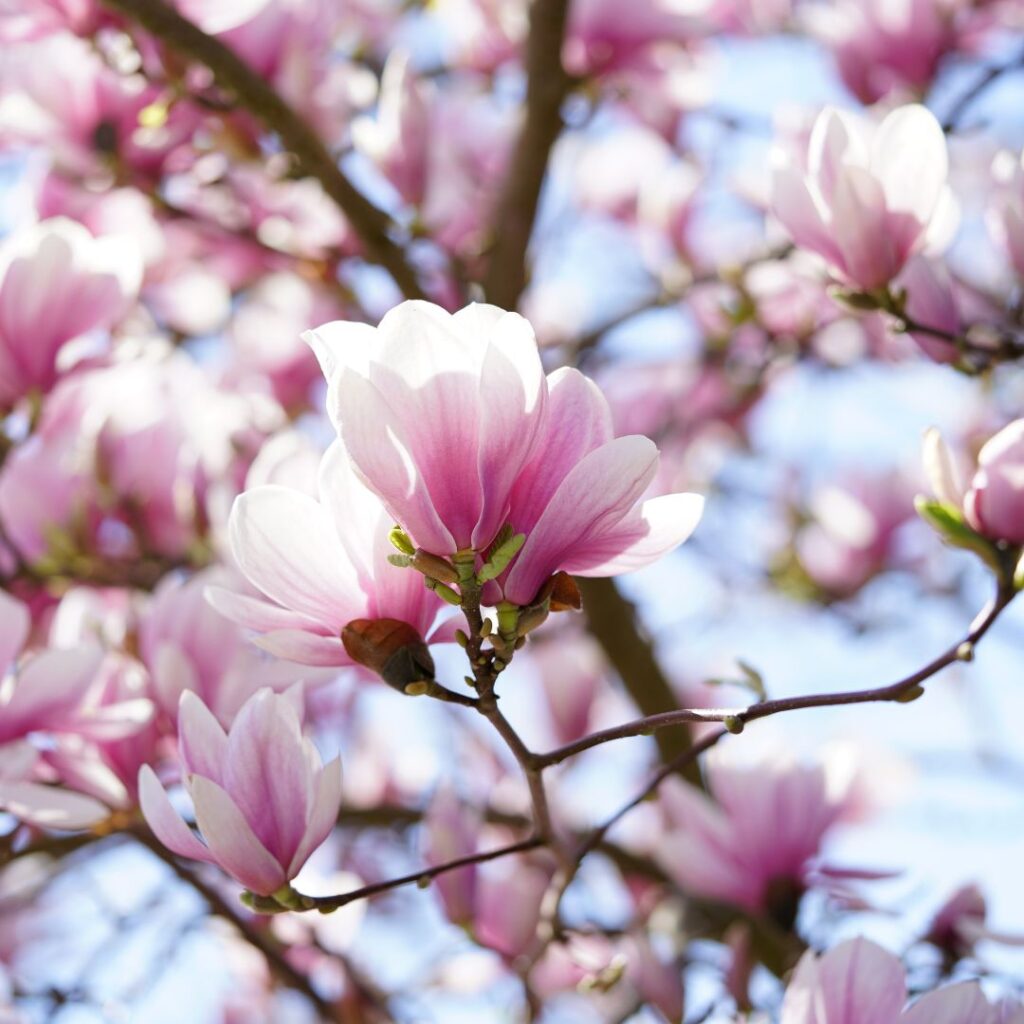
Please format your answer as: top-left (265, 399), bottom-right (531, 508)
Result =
top-left (772, 105), bottom-right (955, 291)
top-left (139, 687), bottom-right (342, 896)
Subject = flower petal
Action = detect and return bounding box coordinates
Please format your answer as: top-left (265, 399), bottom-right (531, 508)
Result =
top-left (138, 764), bottom-right (217, 863)
top-left (229, 485), bottom-right (363, 630)
top-left (190, 774), bottom-right (286, 895)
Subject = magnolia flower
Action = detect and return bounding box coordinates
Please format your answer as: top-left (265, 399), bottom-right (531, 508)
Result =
top-left (139, 688), bottom-right (342, 896)
top-left (809, 0), bottom-right (963, 104)
top-left (924, 420), bottom-right (1024, 546)
top-left (306, 301), bottom-right (703, 607)
top-left (139, 568), bottom-right (310, 726)
top-left (0, 218), bottom-right (139, 408)
top-left (781, 937), bottom-right (1024, 1024)
top-left (772, 105), bottom-right (954, 291)
top-left (0, 591), bottom-right (144, 829)
top-left (654, 750), bottom-right (869, 921)
top-left (497, 367), bottom-right (703, 605)
top-left (211, 439), bottom-right (449, 669)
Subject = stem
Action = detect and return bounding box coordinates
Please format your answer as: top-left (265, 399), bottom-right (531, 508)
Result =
top-left (536, 582), bottom-right (1017, 766)
top-left (293, 836), bottom-right (543, 913)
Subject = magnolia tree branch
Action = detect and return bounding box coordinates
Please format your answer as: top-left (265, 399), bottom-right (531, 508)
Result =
top-left (264, 836), bottom-right (544, 914)
top-left (538, 580), bottom-right (1017, 766)
top-left (130, 830), bottom-right (354, 1023)
top-left (97, 0), bottom-right (426, 301)
top-left (482, 0), bottom-right (574, 308)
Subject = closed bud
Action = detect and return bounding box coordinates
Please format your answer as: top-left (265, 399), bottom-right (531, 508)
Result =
top-left (724, 715), bottom-right (745, 734)
top-left (411, 549), bottom-right (460, 584)
top-left (341, 618), bottom-right (436, 693)
top-left (389, 526), bottom-right (416, 556)
top-left (478, 530), bottom-right (526, 582)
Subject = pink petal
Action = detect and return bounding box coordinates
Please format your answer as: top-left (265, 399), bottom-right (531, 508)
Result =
top-left (253, 629), bottom-right (350, 666)
top-left (509, 367), bottom-right (614, 537)
top-left (468, 307), bottom-right (547, 549)
top-left (223, 689), bottom-right (313, 867)
top-left (902, 983), bottom-right (994, 1024)
top-left (177, 690), bottom-right (228, 784)
top-left (205, 585), bottom-right (325, 634)
top-left (566, 492), bottom-right (704, 576)
top-left (138, 764), bottom-right (217, 864)
top-left (504, 436), bottom-right (659, 605)
top-left (287, 755), bottom-right (343, 877)
top-left (190, 774), bottom-right (286, 895)
top-left (229, 485), bottom-right (364, 630)
top-left (0, 590), bottom-right (29, 670)
top-left (813, 938), bottom-right (905, 1024)
top-left (0, 780), bottom-right (110, 830)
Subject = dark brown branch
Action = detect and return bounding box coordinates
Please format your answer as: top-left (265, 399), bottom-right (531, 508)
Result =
top-left (98, 0), bottom-right (425, 300)
top-left (482, 0), bottom-right (574, 308)
top-left (941, 46), bottom-right (1024, 133)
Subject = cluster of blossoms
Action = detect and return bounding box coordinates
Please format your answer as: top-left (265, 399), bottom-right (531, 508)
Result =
top-left (1, 0), bottom-right (1024, 1021)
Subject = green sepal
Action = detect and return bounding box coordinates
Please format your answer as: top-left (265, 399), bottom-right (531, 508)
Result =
top-left (914, 496), bottom-right (1001, 570)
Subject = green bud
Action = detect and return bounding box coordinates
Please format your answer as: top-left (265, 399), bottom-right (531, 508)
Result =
top-left (915, 496), bottom-right (1002, 570)
top-left (387, 553), bottom-right (413, 568)
top-left (479, 618), bottom-right (493, 638)
top-left (416, 875), bottom-right (432, 890)
top-left (424, 578), bottom-right (462, 606)
top-left (478, 531), bottom-right (526, 582)
top-left (389, 526), bottom-right (415, 556)
top-left (723, 715), bottom-right (745, 734)
top-left (454, 629), bottom-right (469, 648)
top-left (404, 681), bottom-right (430, 696)
top-left (411, 550), bottom-right (459, 584)
top-left (955, 641), bottom-right (974, 662)
top-left (896, 685), bottom-right (925, 703)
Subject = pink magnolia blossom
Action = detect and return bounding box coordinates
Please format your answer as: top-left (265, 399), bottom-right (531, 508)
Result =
top-left (925, 420), bottom-right (1024, 545)
top-left (139, 688), bottom-right (342, 896)
top-left (139, 568), bottom-right (312, 726)
top-left (0, 34), bottom-right (199, 179)
top-left (353, 63), bottom-right (514, 255)
top-left (897, 255), bottom-right (961, 363)
top-left (563, 0), bottom-right (711, 77)
top-left (532, 932), bottom-right (683, 1024)
top-left (809, 0), bottom-right (966, 104)
top-left (0, 218), bottom-right (139, 408)
top-left (781, 937), bottom-right (1024, 1024)
top-left (498, 366), bottom-right (703, 605)
top-left (654, 750), bottom-right (868, 920)
top-left (772, 105), bottom-right (955, 291)
top-left (0, 351), bottom-right (279, 566)
top-left (307, 301), bottom-right (703, 607)
top-left (0, 591), bottom-right (148, 829)
top-left (210, 439), bottom-right (449, 667)
top-left (794, 472), bottom-right (913, 597)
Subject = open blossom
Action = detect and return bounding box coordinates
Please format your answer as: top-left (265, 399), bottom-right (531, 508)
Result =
top-left (0, 218), bottom-right (139, 408)
top-left (139, 688), bottom-right (342, 896)
top-left (781, 937), bottom-right (1024, 1024)
top-left (809, 0), bottom-right (964, 104)
top-left (925, 420), bottom-right (1024, 546)
top-left (139, 569), bottom-right (311, 726)
top-left (0, 590), bottom-right (147, 829)
top-left (211, 439), bottom-right (449, 669)
top-left (654, 750), bottom-right (870, 922)
top-left (306, 301), bottom-right (703, 607)
top-left (772, 105), bottom-right (955, 291)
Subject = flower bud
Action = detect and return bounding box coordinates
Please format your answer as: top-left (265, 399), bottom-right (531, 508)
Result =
top-left (341, 618), bottom-right (436, 693)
